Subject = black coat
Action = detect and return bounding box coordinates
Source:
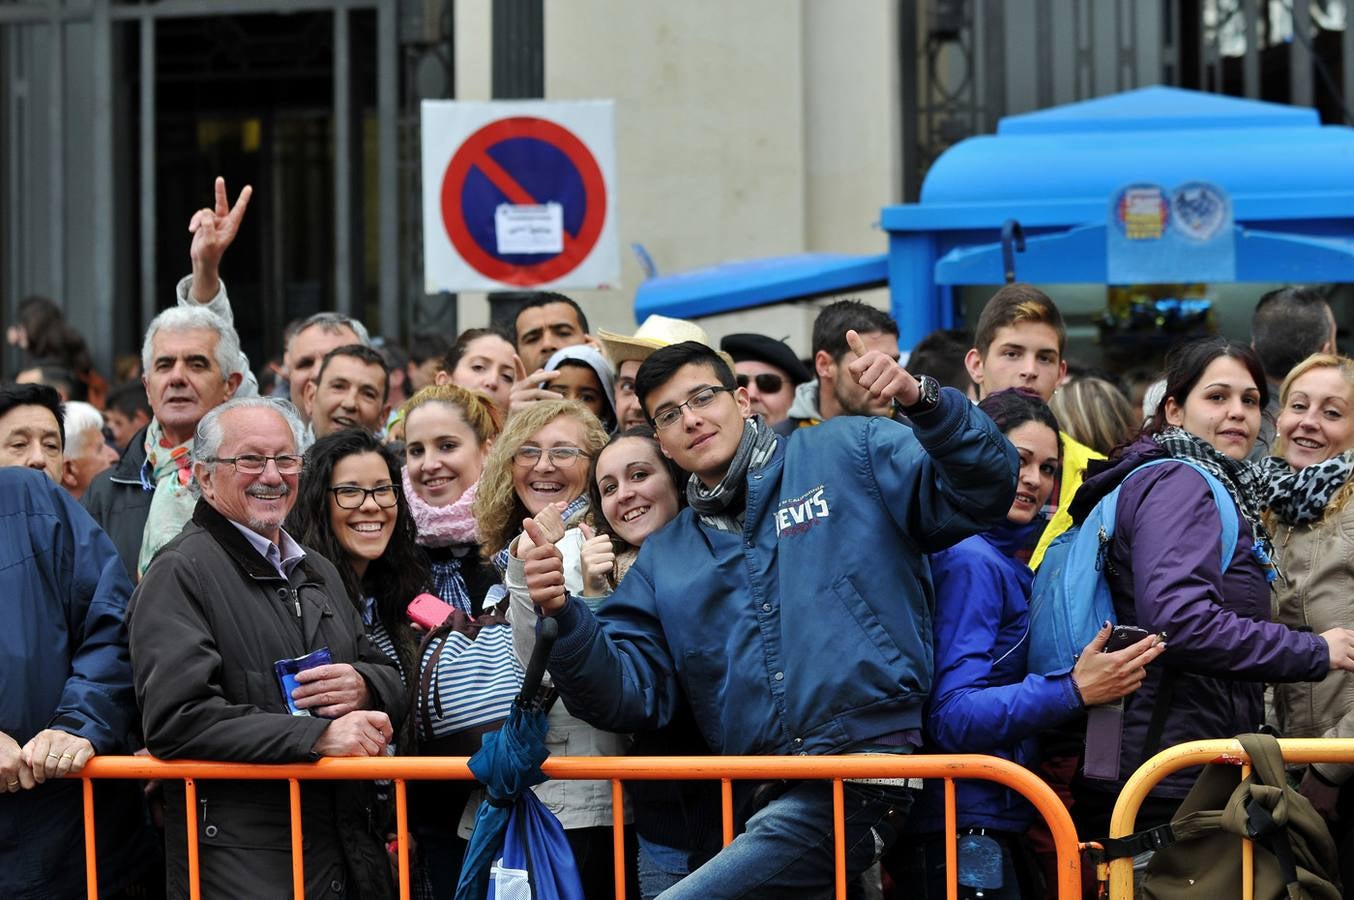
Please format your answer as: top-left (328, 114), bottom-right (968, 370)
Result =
top-left (82, 423), bottom-right (152, 581)
top-left (129, 500), bottom-right (407, 899)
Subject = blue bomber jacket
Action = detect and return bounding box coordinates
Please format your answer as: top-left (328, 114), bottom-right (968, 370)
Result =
top-left (546, 388), bottom-right (1018, 757)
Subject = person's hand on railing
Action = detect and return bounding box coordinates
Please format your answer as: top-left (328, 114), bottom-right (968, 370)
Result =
top-left (1070, 624), bottom-right (1166, 707)
top-left (291, 663), bottom-right (371, 718)
top-left (577, 523), bottom-right (615, 596)
top-left (1320, 627), bottom-right (1354, 671)
top-left (522, 517), bottom-right (568, 615)
top-left (312, 710), bottom-right (393, 757)
top-left (19, 729), bottom-right (95, 784)
top-left (2, 730), bottom-right (34, 793)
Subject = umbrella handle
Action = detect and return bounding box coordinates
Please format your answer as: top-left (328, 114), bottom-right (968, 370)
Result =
top-left (517, 617), bottom-right (558, 708)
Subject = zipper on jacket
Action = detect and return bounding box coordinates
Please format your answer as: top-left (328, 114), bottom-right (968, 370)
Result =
top-left (277, 586), bottom-right (301, 619)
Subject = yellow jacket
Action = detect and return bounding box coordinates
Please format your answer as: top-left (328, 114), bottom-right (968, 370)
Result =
top-left (1030, 432), bottom-right (1104, 570)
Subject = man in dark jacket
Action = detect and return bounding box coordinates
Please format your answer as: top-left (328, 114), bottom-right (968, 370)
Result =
top-left (83, 304), bottom-right (244, 580)
top-left (0, 465), bottom-right (152, 899)
top-left (128, 397), bottom-right (406, 899)
top-left (522, 337), bottom-right (1018, 897)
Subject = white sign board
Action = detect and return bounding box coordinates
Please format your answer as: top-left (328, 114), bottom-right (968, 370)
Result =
top-left (421, 100), bottom-right (619, 293)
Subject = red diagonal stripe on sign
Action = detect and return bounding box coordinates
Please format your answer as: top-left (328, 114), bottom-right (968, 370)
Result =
top-left (470, 149), bottom-right (580, 250)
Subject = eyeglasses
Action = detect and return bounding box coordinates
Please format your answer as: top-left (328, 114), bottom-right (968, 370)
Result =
top-left (651, 386), bottom-right (731, 430)
top-left (736, 373), bottom-right (785, 394)
top-left (207, 454), bottom-right (304, 475)
top-left (513, 446), bottom-right (588, 468)
top-left (329, 484), bottom-right (400, 509)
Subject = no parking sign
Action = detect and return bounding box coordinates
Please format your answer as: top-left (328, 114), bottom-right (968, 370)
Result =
top-left (421, 100), bottom-right (619, 292)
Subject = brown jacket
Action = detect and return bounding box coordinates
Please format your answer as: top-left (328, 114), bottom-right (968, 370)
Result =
top-left (1272, 497), bottom-right (1354, 783)
top-left (129, 500), bottom-right (406, 899)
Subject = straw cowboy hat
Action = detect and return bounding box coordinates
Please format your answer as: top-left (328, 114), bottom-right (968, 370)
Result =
top-left (597, 315), bottom-right (735, 370)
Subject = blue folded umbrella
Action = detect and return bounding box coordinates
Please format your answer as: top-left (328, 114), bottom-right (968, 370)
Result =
top-left (455, 620), bottom-right (584, 900)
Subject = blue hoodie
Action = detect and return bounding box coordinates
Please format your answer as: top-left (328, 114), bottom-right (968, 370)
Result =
top-left (544, 388), bottom-right (1018, 756)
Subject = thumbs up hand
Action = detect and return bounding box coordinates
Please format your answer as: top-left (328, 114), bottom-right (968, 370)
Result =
top-left (844, 329), bottom-right (919, 408)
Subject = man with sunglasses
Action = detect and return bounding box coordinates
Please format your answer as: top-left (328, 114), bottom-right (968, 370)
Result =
top-left (720, 333), bottom-right (811, 428)
top-left (127, 397), bottom-right (405, 899)
top-left (522, 338), bottom-right (1017, 898)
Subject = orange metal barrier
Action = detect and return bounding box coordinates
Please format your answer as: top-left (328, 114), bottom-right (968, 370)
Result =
top-left (1105, 737), bottom-right (1354, 899)
top-left (79, 753), bottom-right (1082, 900)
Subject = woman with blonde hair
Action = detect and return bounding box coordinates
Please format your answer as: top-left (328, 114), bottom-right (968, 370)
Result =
top-left (1265, 352), bottom-right (1354, 886)
top-left (472, 398), bottom-right (636, 897)
top-left (1049, 375), bottom-right (1137, 456)
top-left (400, 383), bottom-right (502, 613)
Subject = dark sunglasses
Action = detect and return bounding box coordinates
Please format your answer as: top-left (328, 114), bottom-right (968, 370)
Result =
top-left (736, 373), bottom-right (785, 394)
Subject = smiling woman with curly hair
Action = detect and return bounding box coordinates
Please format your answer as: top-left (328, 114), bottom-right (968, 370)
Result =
top-left (472, 398), bottom-right (608, 557)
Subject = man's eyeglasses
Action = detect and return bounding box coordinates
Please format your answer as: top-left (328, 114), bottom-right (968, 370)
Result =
top-left (207, 454), bottom-right (304, 475)
top-left (329, 484), bottom-right (400, 509)
top-left (736, 373), bottom-right (785, 394)
top-left (513, 446), bottom-right (588, 468)
top-left (652, 386), bottom-right (731, 430)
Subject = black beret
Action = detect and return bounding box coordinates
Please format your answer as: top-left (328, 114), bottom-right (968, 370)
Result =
top-left (719, 333), bottom-right (812, 384)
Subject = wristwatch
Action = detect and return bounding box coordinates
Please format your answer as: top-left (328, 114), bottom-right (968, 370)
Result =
top-left (892, 374), bottom-right (940, 418)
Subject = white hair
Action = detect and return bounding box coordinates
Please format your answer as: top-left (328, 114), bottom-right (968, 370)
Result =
top-left (62, 400), bottom-right (105, 459)
top-left (287, 312), bottom-right (371, 353)
top-left (1142, 377), bottom-right (1167, 426)
top-left (193, 397), bottom-right (308, 470)
top-left (141, 306), bottom-right (245, 381)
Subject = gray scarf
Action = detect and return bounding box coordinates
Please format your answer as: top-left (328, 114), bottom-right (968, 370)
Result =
top-left (687, 416), bottom-right (778, 533)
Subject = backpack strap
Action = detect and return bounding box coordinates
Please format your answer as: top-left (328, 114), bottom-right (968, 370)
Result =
top-left (1139, 665), bottom-right (1177, 767)
top-left (1121, 458), bottom-right (1240, 570)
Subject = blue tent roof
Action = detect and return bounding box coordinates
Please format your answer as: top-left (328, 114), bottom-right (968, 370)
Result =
top-left (884, 86), bottom-right (1354, 231)
top-left (632, 253), bottom-right (887, 323)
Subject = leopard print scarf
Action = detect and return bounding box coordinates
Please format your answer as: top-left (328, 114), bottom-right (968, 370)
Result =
top-left (1259, 450), bottom-right (1354, 526)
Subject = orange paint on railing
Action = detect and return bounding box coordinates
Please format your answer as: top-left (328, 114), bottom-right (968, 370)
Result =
top-left (611, 778), bottom-right (626, 900)
top-left (1107, 738), bottom-right (1354, 899)
top-left (832, 778), bottom-right (846, 900)
top-left (289, 779), bottom-right (304, 900)
top-left (944, 778), bottom-right (958, 900)
top-left (77, 752), bottom-right (1084, 900)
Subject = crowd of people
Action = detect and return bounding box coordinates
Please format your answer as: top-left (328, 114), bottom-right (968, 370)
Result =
top-left (5, 177), bottom-right (1354, 900)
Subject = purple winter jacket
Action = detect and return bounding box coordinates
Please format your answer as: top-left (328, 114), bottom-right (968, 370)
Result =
top-left (1070, 438), bottom-right (1328, 797)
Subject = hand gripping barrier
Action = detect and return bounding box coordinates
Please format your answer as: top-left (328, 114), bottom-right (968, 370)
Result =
top-left (77, 753), bottom-right (1083, 900)
top-left (1105, 737), bottom-right (1354, 899)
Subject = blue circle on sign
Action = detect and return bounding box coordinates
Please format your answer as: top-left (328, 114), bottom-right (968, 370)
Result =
top-left (461, 137), bottom-right (588, 266)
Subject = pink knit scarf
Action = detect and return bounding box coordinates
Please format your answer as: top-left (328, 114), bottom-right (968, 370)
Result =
top-left (401, 467), bottom-right (480, 547)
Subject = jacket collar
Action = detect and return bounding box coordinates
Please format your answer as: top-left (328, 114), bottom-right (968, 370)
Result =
top-left (108, 423), bottom-right (152, 482)
top-left (191, 498), bottom-right (324, 586)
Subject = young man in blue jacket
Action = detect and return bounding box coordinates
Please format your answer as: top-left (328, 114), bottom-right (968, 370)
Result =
top-left (522, 335), bottom-right (1019, 898)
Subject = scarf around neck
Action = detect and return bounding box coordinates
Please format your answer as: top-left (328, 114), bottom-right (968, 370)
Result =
top-left (401, 466), bottom-right (480, 547)
top-left (1259, 450), bottom-right (1354, 527)
top-left (687, 416), bottom-right (779, 532)
top-left (138, 419), bottom-right (197, 577)
top-left (1152, 426), bottom-right (1278, 575)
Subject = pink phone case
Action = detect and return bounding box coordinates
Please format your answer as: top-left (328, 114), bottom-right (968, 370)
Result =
top-left (407, 593), bottom-right (454, 629)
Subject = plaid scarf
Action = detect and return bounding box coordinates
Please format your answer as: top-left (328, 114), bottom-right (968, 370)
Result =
top-left (1259, 450), bottom-right (1354, 527)
top-left (1152, 426), bottom-right (1279, 580)
top-left (137, 419), bottom-right (197, 578)
top-left (687, 416), bottom-right (778, 534)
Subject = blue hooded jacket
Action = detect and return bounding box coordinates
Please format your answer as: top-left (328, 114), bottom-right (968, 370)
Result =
top-left (545, 388), bottom-right (1018, 756)
top-left (0, 466), bottom-right (140, 898)
top-left (907, 525), bottom-right (1082, 833)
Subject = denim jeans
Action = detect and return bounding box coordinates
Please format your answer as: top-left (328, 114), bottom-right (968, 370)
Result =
top-left (637, 835), bottom-right (691, 899)
top-left (655, 780), bottom-right (914, 900)
top-left (887, 832), bottom-right (1027, 899)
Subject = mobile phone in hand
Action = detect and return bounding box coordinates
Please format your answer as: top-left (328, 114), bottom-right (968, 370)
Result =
top-left (1103, 624), bottom-right (1150, 653)
top-left (407, 593), bottom-right (455, 630)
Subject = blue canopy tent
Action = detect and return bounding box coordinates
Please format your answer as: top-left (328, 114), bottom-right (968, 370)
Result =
top-left (634, 86), bottom-right (1354, 348)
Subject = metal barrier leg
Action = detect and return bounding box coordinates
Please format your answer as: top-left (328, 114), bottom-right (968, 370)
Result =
top-left (185, 778), bottom-right (201, 900)
top-left (833, 778), bottom-right (846, 900)
top-left (612, 779), bottom-right (627, 900)
top-left (83, 778), bottom-right (98, 900)
top-left (289, 778), bottom-right (304, 900)
top-left (944, 778), bottom-right (958, 900)
top-left (395, 779), bottom-right (410, 900)
top-left (721, 778), bottom-right (734, 847)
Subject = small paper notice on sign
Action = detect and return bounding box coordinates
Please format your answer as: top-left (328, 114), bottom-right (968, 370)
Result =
top-left (495, 203), bottom-right (564, 255)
